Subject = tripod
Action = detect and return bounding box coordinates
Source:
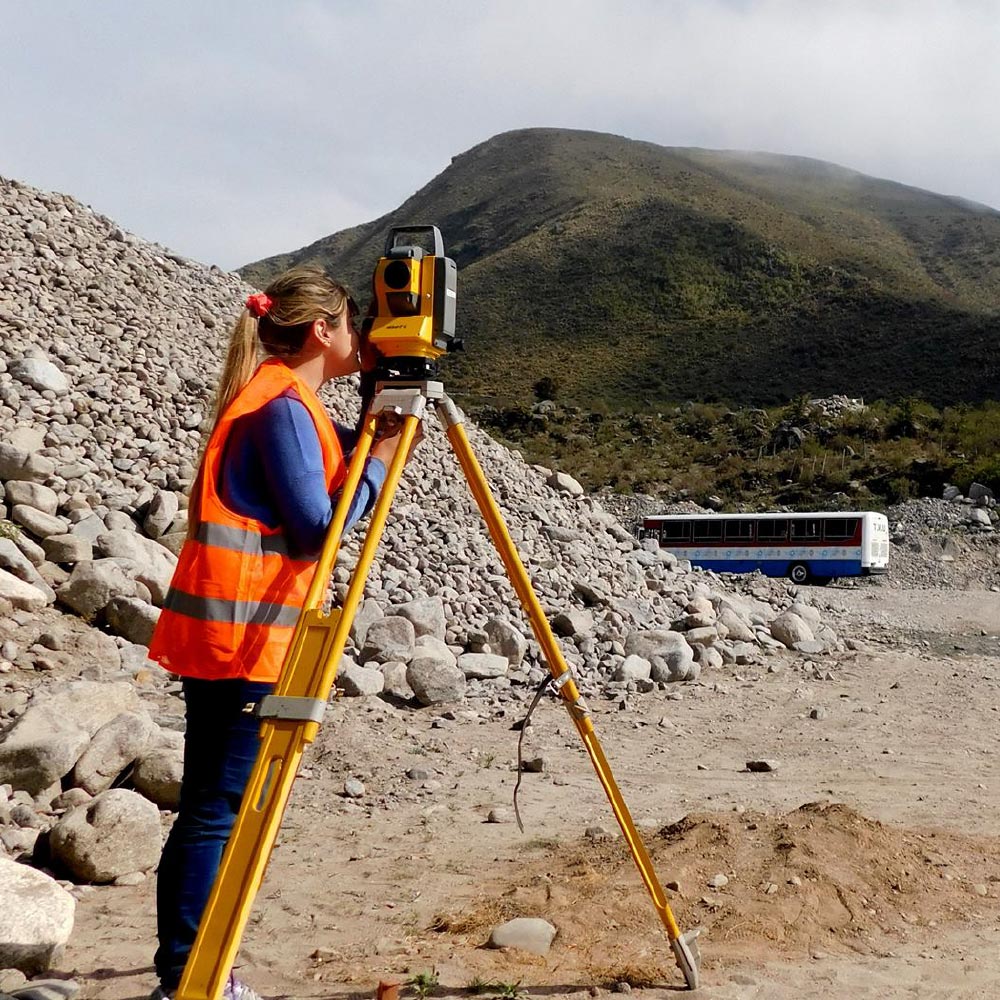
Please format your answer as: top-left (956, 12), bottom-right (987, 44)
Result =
top-left (175, 378), bottom-right (701, 999)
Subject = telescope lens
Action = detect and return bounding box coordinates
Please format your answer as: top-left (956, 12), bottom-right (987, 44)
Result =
top-left (383, 260), bottom-right (412, 290)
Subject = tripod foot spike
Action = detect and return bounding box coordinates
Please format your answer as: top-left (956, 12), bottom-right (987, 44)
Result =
top-left (671, 927), bottom-right (703, 990)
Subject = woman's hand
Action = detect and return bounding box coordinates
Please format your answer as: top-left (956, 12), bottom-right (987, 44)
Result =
top-left (370, 415), bottom-right (424, 468)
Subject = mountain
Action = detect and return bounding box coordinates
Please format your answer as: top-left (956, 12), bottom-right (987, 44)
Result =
top-left (240, 128), bottom-right (1000, 409)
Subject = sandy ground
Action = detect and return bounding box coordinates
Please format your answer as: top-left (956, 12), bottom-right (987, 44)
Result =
top-left (60, 584), bottom-right (1000, 1000)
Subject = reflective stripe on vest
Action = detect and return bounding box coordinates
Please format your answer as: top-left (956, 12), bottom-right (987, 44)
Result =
top-left (163, 587), bottom-right (301, 627)
top-left (196, 521), bottom-right (292, 558)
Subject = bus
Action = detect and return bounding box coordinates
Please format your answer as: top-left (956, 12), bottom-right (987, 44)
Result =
top-left (636, 511), bottom-right (890, 585)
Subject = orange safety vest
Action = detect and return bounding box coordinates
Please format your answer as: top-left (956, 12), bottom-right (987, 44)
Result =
top-left (148, 359), bottom-right (345, 682)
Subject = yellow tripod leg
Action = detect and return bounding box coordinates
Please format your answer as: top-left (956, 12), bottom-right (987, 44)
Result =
top-left (436, 397), bottom-right (701, 990)
top-left (176, 405), bottom-right (423, 1000)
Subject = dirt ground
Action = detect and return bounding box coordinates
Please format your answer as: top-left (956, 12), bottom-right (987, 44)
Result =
top-left (61, 583), bottom-right (1000, 1000)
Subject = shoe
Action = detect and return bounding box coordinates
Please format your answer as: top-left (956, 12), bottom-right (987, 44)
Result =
top-left (222, 974), bottom-right (263, 1000)
top-left (148, 990), bottom-right (173, 1000)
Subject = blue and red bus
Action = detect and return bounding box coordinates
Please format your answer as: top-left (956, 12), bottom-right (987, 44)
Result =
top-left (636, 511), bottom-right (890, 585)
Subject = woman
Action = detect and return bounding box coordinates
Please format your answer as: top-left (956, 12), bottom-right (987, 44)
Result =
top-left (147, 266), bottom-right (418, 1000)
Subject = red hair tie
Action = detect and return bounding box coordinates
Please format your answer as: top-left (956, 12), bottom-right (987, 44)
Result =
top-left (246, 292), bottom-right (273, 318)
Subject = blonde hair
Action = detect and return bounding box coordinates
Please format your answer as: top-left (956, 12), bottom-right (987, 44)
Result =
top-left (187, 265), bottom-right (354, 538)
top-left (211, 265), bottom-right (354, 425)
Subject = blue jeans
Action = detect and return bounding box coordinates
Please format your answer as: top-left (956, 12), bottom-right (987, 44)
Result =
top-left (154, 677), bottom-right (273, 992)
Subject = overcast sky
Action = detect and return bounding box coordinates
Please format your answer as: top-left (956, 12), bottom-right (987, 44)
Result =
top-left (3, 1), bottom-right (998, 270)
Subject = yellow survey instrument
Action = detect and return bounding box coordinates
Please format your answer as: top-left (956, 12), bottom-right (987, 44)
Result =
top-left (175, 237), bottom-right (700, 1000)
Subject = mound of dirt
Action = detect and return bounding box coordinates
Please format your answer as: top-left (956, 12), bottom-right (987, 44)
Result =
top-left (429, 802), bottom-right (1000, 987)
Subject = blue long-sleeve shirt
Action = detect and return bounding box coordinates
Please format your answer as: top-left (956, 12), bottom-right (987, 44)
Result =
top-left (218, 389), bottom-right (385, 558)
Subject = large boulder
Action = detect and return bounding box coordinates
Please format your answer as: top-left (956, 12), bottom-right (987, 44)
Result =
top-left (359, 616), bottom-right (415, 664)
top-left (484, 618), bottom-right (528, 666)
top-left (94, 530), bottom-right (177, 605)
top-left (49, 788), bottom-right (162, 883)
top-left (770, 612), bottom-right (815, 648)
top-left (625, 628), bottom-right (696, 682)
top-left (0, 682), bottom-right (144, 795)
top-left (56, 559), bottom-right (137, 619)
top-left (71, 712), bottom-right (157, 795)
top-left (0, 568), bottom-right (49, 612)
top-left (392, 597), bottom-right (447, 640)
top-left (406, 656), bottom-right (466, 706)
top-left (132, 746), bottom-right (184, 810)
top-left (0, 857), bottom-right (75, 974)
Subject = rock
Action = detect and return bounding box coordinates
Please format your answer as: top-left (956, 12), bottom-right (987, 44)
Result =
top-left (131, 746), bottom-right (183, 809)
top-left (0, 681), bottom-right (143, 794)
top-left (11, 506), bottom-right (68, 540)
top-left (625, 629), bottom-right (694, 682)
top-left (769, 612), bottom-right (814, 648)
top-left (0, 856), bottom-right (75, 974)
top-left (3, 482), bottom-right (59, 516)
top-left (360, 616), bottom-right (415, 664)
top-left (0, 568), bottom-right (49, 612)
top-left (103, 595), bottom-right (160, 646)
top-left (8, 357), bottom-right (69, 394)
top-left (0, 538), bottom-right (55, 599)
top-left (41, 535), bottom-right (93, 565)
top-left (0, 444), bottom-right (55, 484)
top-left (457, 652), bottom-right (509, 679)
top-left (546, 471), bottom-right (584, 497)
top-left (343, 778), bottom-right (365, 798)
top-left (48, 788), bottom-right (162, 883)
top-left (746, 760), bottom-right (779, 772)
top-left (378, 661), bottom-right (415, 701)
top-left (484, 618), bottom-right (528, 666)
top-left (487, 807), bottom-right (513, 824)
top-left (71, 712), bottom-right (156, 795)
top-left (613, 654), bottom-right (652, 682)
top-left (348, 597), bottom-right (383, 648)
top-left (551, 609), bottom-right (594, 637)
top-left (406, 657), bottom-right (466, 706)
top-left (56, 559), bottom-right (137, 619)
top-left (142, 490), bottom-right (179, 539)
top-left (94, 530), bottom-right (176, 605)
top-left (488, 916), bottom-right (557, 955)
top-left (336, 658), bottom-right (386, 697)
top-left (392, 597), bottom-right (447, 640)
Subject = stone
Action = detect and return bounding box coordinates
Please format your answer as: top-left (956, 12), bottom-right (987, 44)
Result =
top-left (484, 618), bottom-right (528, 666)
top-left (49, 788), bottom-right (162, 883)
top-left (336, 658), bottom-right (386, 697)
top-left (770, 612), bottom-right (814, 648)
top-left (0, 568), bottom-right (48, 612)
top-left (9, 357), bottom-right (69, 394)
top-left (3, 482), bottom-right (59, 516)
top-left (103, 595), bottom-right (160, 646)
top-left (392, 596), bottom-right (447, 640)
top-left (406, 657), bottom-right (466, 706)
top-left (348, 597), bottom-right (383, 648)
top-left (488, 916), bottom-right (557, 955)
top-left (131, 746), bottom-right (183, 809)
top-left (457, 652), bottom-right (509, 679)
top-left (142, 490), bottom-right (179, 539)
top-left (625, 629), bottom-right (694, 682)
top-left (379, 660), bottom-right (415, 701)
top-left (0, 444), bottom-right (55, 484)
top-left (551, 609), bottom-right (594, 637)
top-left (11, 506), bottom-right (68, 540)
top-left (71, 712), bottom-right (156, 795)
top-left (56, 558), bottom-right (137, 619)
top-left (613, 654), bottom-right (652, 682)
top-left (0, 856), bottom-right (75, 974)
top-left (41, 534), bottom-right (93, 565)
top-left (360, 616), bottom-right (415, 665)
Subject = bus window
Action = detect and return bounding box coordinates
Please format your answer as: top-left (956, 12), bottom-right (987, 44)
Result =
top-left (823, 518), bottom-right (860, 542)
top-left (724, 519), bottom-right (755, 542)
top-left (692, 521), bottom-right (723, 543)
top-left (790, 519), bottom-right (821, 540)
top-left (757, 519), bottom-right (788, 541)
top-left (659, 521), bottom-right (691, 543)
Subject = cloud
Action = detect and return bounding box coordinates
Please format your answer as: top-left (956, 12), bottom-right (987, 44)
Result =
top-left (1, 0), bottom-right (997, 269)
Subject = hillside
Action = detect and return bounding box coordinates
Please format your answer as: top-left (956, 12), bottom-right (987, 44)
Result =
top-left (241, 128), bottom-right (1000, 410)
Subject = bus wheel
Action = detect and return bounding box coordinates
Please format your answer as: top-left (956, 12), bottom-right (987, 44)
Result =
top-left (788, 562), bottom-right (810, 585)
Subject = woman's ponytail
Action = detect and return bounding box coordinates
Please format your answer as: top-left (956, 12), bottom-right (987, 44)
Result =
top-left (210, 311), bottom-right (260, 428)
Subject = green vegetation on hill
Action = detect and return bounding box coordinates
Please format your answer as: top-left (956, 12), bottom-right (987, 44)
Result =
top-left (471, 395), bottom-right (1000, 511)
top-left (241, 128), bottom-right (1000, 411)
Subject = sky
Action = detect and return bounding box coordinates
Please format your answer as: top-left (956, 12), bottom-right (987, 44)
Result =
top-left (2, 1), bottom-right (998, 271)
